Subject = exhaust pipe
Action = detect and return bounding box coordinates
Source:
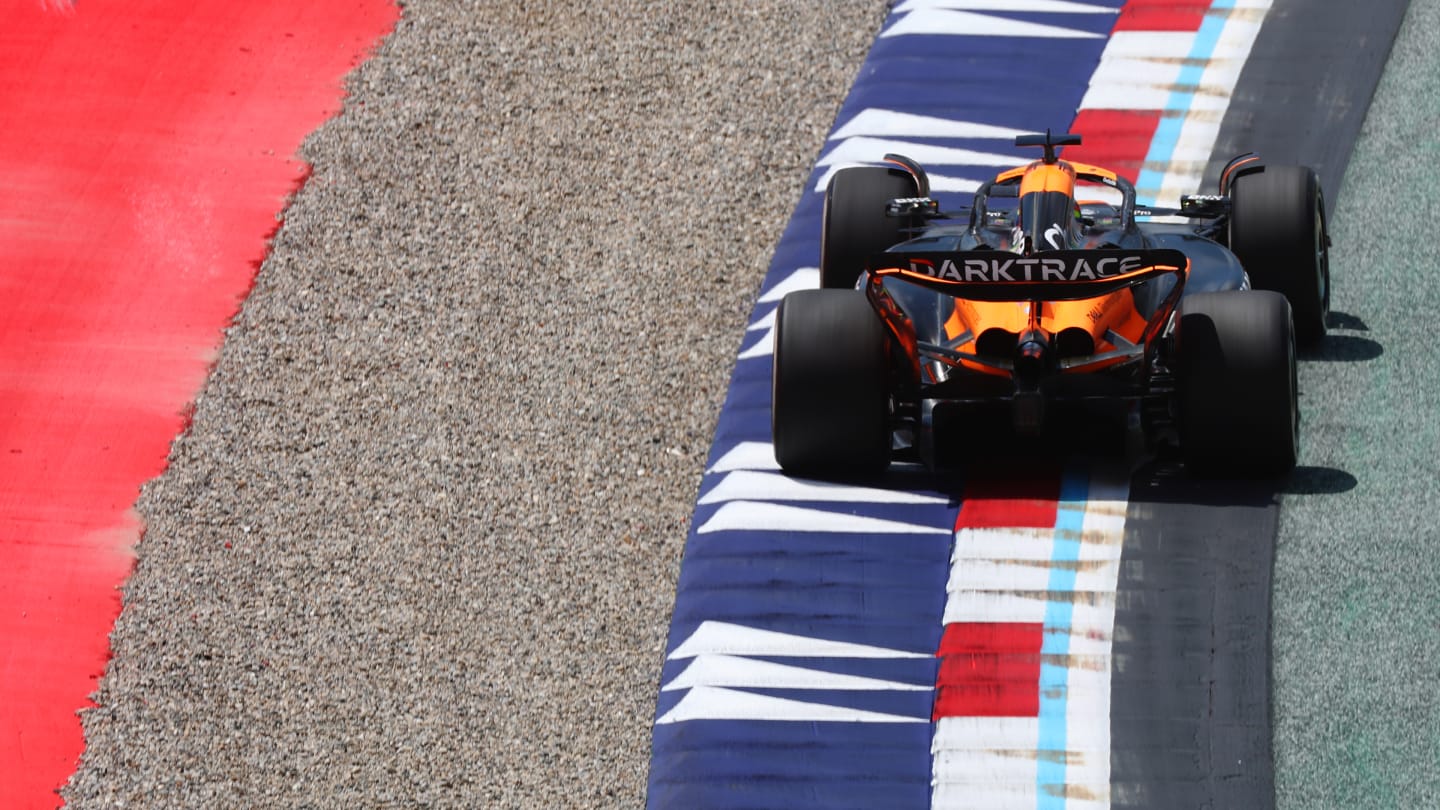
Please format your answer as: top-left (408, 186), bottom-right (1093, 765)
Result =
top-left (1012, 329), bottom-right (1050, 435)
top-left (1013, 329), bottom-right (1050, 389)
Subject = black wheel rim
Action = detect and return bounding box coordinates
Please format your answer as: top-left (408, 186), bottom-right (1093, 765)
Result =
top-left (1315, 194), bottom-right (1330, 318)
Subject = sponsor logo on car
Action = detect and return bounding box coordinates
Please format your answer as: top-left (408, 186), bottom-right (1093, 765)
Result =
top-left (905, 253), bottom-right (1148, 283)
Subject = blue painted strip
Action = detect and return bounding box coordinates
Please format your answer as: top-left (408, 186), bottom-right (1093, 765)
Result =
top-left (650, 720), bottom-right (935, 809)
top-left (649, 3), bottom-right (1123, 805)
top-left (1134, 0), bottom-right (1234, 202)
top-left (1036, 465), bottom-right (1091, 808)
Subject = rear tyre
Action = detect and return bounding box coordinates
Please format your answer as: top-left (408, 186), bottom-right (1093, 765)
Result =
top-left (1177, 291), bottom-right (1298, 477)
top-left (772, 289), bottom-right (891, 477)
top-left (1228, 165), bottom-right (1330, 347)
top-left (820, 166), bottom-right (919, 290)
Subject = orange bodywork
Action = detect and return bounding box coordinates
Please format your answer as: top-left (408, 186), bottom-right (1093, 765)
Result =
top-left (942, 294), bottom-right (1149, 376)
top-left (995, 159), bottom-right (1120, 192)
top-left (937, 159), bottom-right (1148, 376)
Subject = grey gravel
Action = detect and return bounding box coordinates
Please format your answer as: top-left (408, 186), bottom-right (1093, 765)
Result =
top-left (62, 2), bottom-right (883, 807)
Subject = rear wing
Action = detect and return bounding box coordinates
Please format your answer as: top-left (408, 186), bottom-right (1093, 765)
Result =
top-left (866, 248), bottom-right (1192, 374)
top-left (866, 248), bottom-right (1189, 302)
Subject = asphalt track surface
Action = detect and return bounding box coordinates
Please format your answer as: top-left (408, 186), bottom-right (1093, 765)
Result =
top-left (41, 2), bottom-right (1440, 809)
top-left (1206, 0), bottom-right (1409, 209)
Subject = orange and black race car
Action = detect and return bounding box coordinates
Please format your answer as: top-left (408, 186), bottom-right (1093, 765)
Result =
top-left (771, 131), bottom-right (1329, 477)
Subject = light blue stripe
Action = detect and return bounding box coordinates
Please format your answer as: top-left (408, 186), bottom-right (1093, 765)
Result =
top-left (1134, 0), bottom-right (1235, 204)
top-left (1036, 466), bottom-right (1091, 809)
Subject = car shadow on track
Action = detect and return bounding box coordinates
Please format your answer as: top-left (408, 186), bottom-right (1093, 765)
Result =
top-left (869, 394), bottom-right (1358, 505)
top-left (1281, 465), bottom-right (1358, 495)
top-left (1129, 458), bottom-right (1357, 505)
top-left (1301, 310), bottom-right (1383, 361)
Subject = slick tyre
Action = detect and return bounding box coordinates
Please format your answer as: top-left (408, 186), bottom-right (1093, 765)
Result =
top-left (820, 166), bottom-right (919, 290)
top-left (1177, 291), bottom-right (1298, 476)
top-left (772, 289), bottom-right (891, 477)
top-left (1229, 165), bottom-right (1330, 347)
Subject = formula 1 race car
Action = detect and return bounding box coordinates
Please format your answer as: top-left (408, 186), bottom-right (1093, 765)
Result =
top-left (771, 131), bottom-right (1330, 477)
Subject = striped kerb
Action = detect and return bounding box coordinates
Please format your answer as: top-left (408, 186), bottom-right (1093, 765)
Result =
top-left (932, 465), bottom-right (1129, 810)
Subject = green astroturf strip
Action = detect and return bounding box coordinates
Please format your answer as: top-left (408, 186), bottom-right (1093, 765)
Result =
top-left (1273, 0), bottom-right (1440, 806)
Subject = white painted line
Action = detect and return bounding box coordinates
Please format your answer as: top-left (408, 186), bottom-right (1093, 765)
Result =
top-left (669, 620), bottom-right (931, 660)
top-left (882, 8), bottom-right (1105, 39)
top-left (1085, 29), bottom-right (1196, 59)
top-left (746, 308), bottom-right (775, 331)
top-left (931, 786), bottom-right (1039, 810)
top-left (1044, 622), bottom-right (1114, 656)
top-left (813, 165), bottom-right (985, 194)
top-left (925, 173), bottom-right (986, 194)
top-left (817, 136), bottom-right (1021, 169)
top-left (941, 590), bottom-right (1118, 626)
top-left (894, 0), bottom-right (1116, 13)
top-left (932, 716), bottom-right (1041, 751)
top-left (757, 267), bottom-right (818, 302)
top-left (662, 654), bottom-right (931, 692)
top-left (831, 108), bottom-right (1030, 141)
top-left (932, 717), bottom-right (1043, 809)
top-left (1079, 55), bottom-right (1186, 111)
top-left (1153, 6), bottom-right (1272, 206)
top-left (699, 470), bottom-right (948, 505)
top-left (655, 686), bottom-right (927, 724)
top-left (932, 749), bottom-right (1042, 781)
top-left (946, 557), bottom-right (1122, 593)
top-left (698, 500), bottom-right (954, 535)
top-left (736, 326), bottom-right (774, 359)
top-left (706, 442), bottom-right (780, 473)
top-left (954, 526), bottom-right (1118, 562)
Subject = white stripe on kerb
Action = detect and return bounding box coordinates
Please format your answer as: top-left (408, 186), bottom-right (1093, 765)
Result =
top-left (663, 654), bottom-right (931, 692)
top-left (953, 526), bottom-right (1119, 561)
top-left (655, 686), bottom-right (927, 724)
top-left (817, 137), bottom-right (1021, 170)
top-left (946, 557), bottom-right (1122, 593)
top-left (746, 308), bottom-right (775, 331)
top-left (942, 589), bottom-right (1119, 626)
top-left (699, 469), bottom-right (948, 505)
top-left (706, 441), bottom-right (780, 473)
top-left (831, 109), bottom-right (1030, 141)
top-left (894, 0), bottom-right (1116, 13)
top-left (757, 267), bottom-right (818, 302)
top-left (698, 500), bottom-right (952, 534)
top-left (933, 465), bottom-right (1130, 810)
top-left (736, 326), bottom-right (774, 359)
top-left (923, 174), bottom-right (986, 194)
top-left (1150, 4), bottom-right (1272, 207)
top-left (883, 9), bottom-right (1106, 39)
top-left (668, 620), bottom-right (930, 660)
top-left (1078, 32), bottom-right (1199, 111)
top-left (932, 718), bottom-right (1041, 808)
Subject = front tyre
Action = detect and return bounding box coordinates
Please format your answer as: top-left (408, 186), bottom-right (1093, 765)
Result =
top-left (772, 289), bottom-right (892, 477)
top-left (1228, 165), bottom-right (1330, 347)
top-left (1177, 291), bottom-right (1298, 476)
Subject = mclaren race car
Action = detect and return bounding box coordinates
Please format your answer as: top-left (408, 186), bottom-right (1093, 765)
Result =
top-left (771, 131), bottom-right (1329, 477)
